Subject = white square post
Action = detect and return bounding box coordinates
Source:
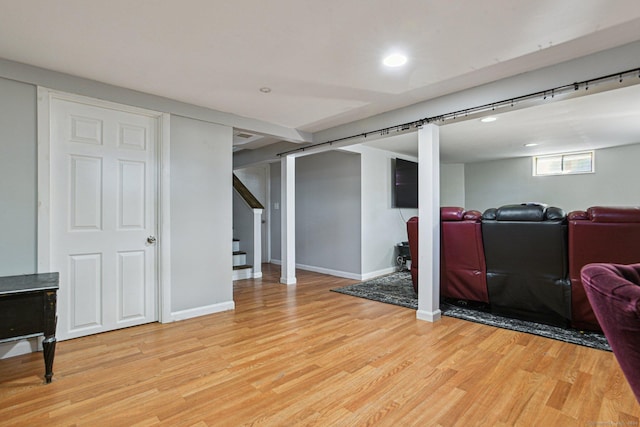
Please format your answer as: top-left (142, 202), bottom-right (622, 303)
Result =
top-left (416, 124), bottom-right (441, 322)
top-left (280, 155), bottom-right (297, 285)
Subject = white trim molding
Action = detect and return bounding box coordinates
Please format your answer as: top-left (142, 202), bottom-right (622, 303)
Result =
top-left (271, 260), bottom-right (396, 282)
top-left (0, 339), bottom-right (41, 360)
top-left (170, 301), bottom-right (235, 322)
top-left (417, 309), bottom-right (442, 322)
top-left (360, 267), bottom-right (398, 281)
top-left (232, 268), bottom-right (254, 281)
top-left (158, 113), bottom-right (172, 323)
top-left (294, 263), bottom-right (362, 281)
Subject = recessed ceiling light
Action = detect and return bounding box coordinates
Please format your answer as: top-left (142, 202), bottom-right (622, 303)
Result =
top-left (383, 53), bottom-right (407, 67)
top-left (480, 117), bottom-right (497, 123)
top-left (259, 87), bottom-right (272, 93)
top-left (524, 143), bottom-right (539, 147)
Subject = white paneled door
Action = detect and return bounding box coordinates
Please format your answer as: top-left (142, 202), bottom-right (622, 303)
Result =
top-left (50, 97), bottom-right (158, 340)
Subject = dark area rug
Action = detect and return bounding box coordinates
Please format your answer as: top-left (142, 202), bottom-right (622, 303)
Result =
top-left (331, 271), bottom-right (611, 352)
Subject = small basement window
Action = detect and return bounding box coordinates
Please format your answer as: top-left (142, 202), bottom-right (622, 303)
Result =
top-left (533, 151), bottom-right (594, 176)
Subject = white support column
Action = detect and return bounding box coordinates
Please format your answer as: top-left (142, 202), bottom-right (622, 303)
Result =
top-left (252, 208), bottom-right (263, 279)
top-left (280, 155), bottom-right (297, 285)
top-left (416, 124), bottom-right (441, 322)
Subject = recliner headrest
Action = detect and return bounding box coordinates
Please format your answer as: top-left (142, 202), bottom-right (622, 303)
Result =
top-left (482, 204), bottom-right (566, 222)
top-left (496, 204), bottom-right (546, 221)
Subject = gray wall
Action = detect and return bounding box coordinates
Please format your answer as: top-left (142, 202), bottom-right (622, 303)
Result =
top-left (465, 142), bottom-right (640, 213)
top-left (0, 78), bottom-right (36, 276)
top-left (270, 161), bottom-right (282, 261)
top-left (170, 116), bottom-right (233, 312)
top-left (355, 146), bottom-right (418, 276)
top-left (295, 151), bottom-right (362, 275)
top-left (440, 163), bottom-right (465, 207)
top-left (270, 151), bottom-right (362, 276)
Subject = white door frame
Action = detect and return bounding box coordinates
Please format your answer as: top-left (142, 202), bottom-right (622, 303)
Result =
top-left (36, 88), bottom-right (172, 324)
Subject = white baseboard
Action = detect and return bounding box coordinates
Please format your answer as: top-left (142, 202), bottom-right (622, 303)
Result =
top-left (170, 301), bottom-right (235, 322)
top-left (0, 338), bottom-right (42, 359)
top-left (280, 277), bottom-right (297, 285)
top-left (252, 272), bottom-right (263, 279)
top-left (272, 259), bottom-right (356, 279)
top-left (294, 263), bottom-right (362, 280)
top-left (269, 260), bottom-right (398, 282)
top-left (417, 309), bottom-right (442, 322)
top-left (360, 266), bottom-right (398, 281)
top-left (232, 268), bottom-right (253, 281)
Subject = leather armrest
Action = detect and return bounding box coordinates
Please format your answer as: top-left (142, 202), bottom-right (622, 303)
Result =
top-left (482, 208), bottom-right (497, 220)
top-left (587, 206), bottom-right (640, 223)
top-left (545, 206), bottom-right (566, 221)
top-left (568, 210), bottom-right (588, 221)
top-left (463, 210), bottom-right (482, 221)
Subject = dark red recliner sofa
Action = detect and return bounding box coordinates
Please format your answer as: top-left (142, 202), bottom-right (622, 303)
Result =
top-left (568, 206), bottom-right (640, 331)
top-left (440, 207), bottom-right (488, 303)
top-left (407, 216), bottom-right (419, 293)
top-left (407, 207), bottom-right (488, 303)
top-left (407, 204), bottom-right (640, 332)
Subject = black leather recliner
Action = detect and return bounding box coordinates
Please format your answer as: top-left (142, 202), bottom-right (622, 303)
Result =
top-left (481, 204), bottom-right (571, 327)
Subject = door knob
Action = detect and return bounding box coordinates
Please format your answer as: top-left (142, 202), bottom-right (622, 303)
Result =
top-left (147, 236), bottom-right (157, 244)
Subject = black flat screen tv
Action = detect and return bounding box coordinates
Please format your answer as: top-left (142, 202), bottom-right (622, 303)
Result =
top-left (394, 158), bottom-right (418, 208)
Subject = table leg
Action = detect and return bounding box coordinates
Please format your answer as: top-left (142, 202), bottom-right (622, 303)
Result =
top-left (42, 337), bottom-right (56, 383)
top-left (43, 290), bottom-right (57, 384)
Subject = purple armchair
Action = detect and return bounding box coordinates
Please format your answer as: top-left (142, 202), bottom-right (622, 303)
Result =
top-left (581, 263), bottom-right (640, 403)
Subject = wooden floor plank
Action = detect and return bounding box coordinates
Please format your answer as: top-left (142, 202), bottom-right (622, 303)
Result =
top-left (0, 263), bottom-right (638, 425)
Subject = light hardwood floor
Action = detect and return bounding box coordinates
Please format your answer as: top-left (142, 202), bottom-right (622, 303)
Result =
top-left (1, 264), bottom-right (638, 426)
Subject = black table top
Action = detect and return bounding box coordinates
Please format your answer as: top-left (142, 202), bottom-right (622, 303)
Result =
top-left (0, 273), bottom-right (59, 295)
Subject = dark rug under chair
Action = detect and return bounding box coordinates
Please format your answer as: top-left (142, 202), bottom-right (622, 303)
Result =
top-left (331, 271), bottom-right (610, 352)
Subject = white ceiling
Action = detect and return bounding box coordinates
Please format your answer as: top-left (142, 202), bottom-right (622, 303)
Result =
top-left (362, 82), bottom-right (640, 163)
top-left (2, 1), bottom-right (640, 137)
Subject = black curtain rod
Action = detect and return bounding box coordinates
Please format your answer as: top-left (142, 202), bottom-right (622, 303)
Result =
top-left (277, 66), bottom-right (640, 157)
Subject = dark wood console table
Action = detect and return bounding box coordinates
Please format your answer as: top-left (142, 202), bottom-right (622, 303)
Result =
top-left (0, 273), bottom-right (58, 383)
